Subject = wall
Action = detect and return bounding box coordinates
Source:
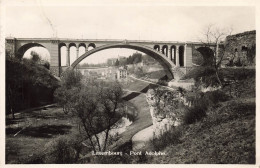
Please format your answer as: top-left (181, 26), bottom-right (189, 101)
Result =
top-left (225, 30), bottom-right (256, 66)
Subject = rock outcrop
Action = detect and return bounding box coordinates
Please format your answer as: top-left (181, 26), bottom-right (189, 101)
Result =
top-left (146, 89), bottom-right (190, 138)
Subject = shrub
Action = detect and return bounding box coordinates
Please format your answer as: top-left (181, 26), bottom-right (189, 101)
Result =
top-left (183, 105), bottom-right (206, 125)
top-left (46, 134), bottom-right (85, 164)
top-left (157, 79), bottom-right (168, 86)
top-left (220, 68), bottom-right (255, 81)
top-left (6, 56), bottom-right (59, 116)
top-left (182, 66), bottom-right (223, 88)
top-left (51, 137), bottom-right (75, 163)
top-left (151, 127), bottom-right (182, 151)
top-left (203, 90), bottom-right (230, 105)
top-left (182, 90), bottom-right (229, 125)
top-left (19, 153), bottom-right (46, 164)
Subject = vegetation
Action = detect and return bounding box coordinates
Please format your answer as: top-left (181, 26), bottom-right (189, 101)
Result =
top-left (147, 98), bottom-right (255, 164)
top-left (6, 54), bottom-right (59, 119)
top-left (199, 25), bottom-right (233, 87)
top-left (146, 66), bottom-right (255, 164)
top-left (54, 69), bottom-right (125, 152)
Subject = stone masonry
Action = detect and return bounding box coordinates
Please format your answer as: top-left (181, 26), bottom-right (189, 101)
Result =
top-left (224, 30), bottom-right (256, 66)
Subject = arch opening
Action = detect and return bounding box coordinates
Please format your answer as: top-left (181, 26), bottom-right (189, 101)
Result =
top-left (88, 43), bottom-right (96, 51)
top-left (170, 45), bottom-right (176, 63)
top-left (162, 45), bottom-right (168, 57)
top-left (71, 43), bottom-right (176, 79)
top-left (196, 47), bottom-right (214, 66)
top-left (79, 46), bottom-right (86, 58)
top-left (154, 45), bottom-right (160, 52)
top-left (69, 45), bottom-right (77, 65)
top-left (179, 46), bottom-right (184, 67)
top-left (17, 43), bottom-right (49, 60)
top-left (59, 43), bottom-right (67, 66)
top-left (18, 43), bottom-right (51, 65)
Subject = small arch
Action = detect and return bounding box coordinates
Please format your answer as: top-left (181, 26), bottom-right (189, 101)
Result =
top-left (154, 45), bottom-right (160, 52)
top-left (196, 47), bottom-right (214, 66)
top-left (69, 43), bottom-right (77, 64)
top-left (69, 43), bottom-right (77, 48)
top-left (78, 43), bottom-right (86, 48)
top-left (78, 45), bottom-right (86, 57)
top-left (162, 45), bottom-right (168, 57)
top-left (179, 46), bottom-right (184, 67)
top-left (88, 43), bottom-right (96, 51)
top-left (59, 43), bottom-right (67, 66)
top-left (170, 45), bottom-right (176, 63)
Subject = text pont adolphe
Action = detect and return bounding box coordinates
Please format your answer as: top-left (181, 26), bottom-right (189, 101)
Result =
top-left (92, 151), bottom-right (166, 156)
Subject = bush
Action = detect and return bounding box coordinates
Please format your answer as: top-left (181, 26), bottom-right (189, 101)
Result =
top-left (6, 57), bottom-right (59, 116)
top-left (183, 90), bottom-right (229, 125)
top-left (45, 134), bottom-right (85, 164)
top-left (19, 153), bottom-right (45, 164)
top-left (151, 127), bottom-right (182, 151)
top-left (203, 90), bottom-right (230, 105)
top-left (157, 79), bottom-right (168, 86)
top-left (183, 105), bottom-right (206, 125)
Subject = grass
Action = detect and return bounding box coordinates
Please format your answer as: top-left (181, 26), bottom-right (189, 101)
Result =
top-left (143, 70), bottom-right (255, 164)
top-left (5, 106), bottom-right (79, 163)
top-left (6, 75), bottom-right (153, 164)
top-left (122, 77), bottom-right (150, 91)
top-left (144, 98), bottom-right (255, 164)
top-left (143, 70), bottom-right (167, 80)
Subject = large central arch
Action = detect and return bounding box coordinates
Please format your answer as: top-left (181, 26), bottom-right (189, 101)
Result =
top-left (70, 42), bottom-right (176, 79)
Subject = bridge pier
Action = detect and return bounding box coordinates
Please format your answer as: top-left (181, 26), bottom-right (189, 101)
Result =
top-left (76, 47), bottom-right (79, 59)
top-left (176, 46), bottom-right (180, 66)
top-left (66, 47), bottom-right (70, 66)
top-left (168, 48), bottom-right (171, 60)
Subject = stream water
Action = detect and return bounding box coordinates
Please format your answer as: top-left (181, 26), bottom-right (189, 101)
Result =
top-left (93, 102), bottom-right (137, 148)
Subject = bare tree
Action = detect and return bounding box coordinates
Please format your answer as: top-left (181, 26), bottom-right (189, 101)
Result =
top-left (54, 69), bottom-right (124, 152)
top-left (199, 24), bottom-right (233, 87)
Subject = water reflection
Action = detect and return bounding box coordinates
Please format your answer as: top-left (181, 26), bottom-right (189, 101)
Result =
top-left (92, 103), bottom-right (137, 148)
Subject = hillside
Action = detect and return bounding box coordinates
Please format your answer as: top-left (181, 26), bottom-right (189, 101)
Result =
top-left (143, 67), bottom-right (255, 164)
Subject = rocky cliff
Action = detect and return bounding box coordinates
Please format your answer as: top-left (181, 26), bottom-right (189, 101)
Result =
top-left (146, 89), bottom-right (190, 138)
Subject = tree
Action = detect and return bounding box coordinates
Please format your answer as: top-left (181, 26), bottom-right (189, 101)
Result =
top-left (247, 44), bottom-right (256, 66)
top-left (199, 24), bottom-right (233, 87)
top-left (55, 69), bottom-right (83, 113)
top-left (54, 69), bottom-right (124, 152)
top-left (30, 51), bottom-right (41, 63)
top-left (148, 88), bottom-right (184, 124)
top-left (43, 61), bottom-right (50, 69)
top-left (6, 55), bottom-right (59, 119)
top-left (114, 59), bottom-right (119, 66)
top-left (132, 52), bottom-right (142, 64)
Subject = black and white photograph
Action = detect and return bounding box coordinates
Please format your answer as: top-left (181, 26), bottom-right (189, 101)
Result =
top-left (0, 0), bottom-right (258, 166)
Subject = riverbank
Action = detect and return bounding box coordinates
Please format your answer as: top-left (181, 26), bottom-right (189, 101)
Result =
top-left (107, 93), bottom-right (152, 151)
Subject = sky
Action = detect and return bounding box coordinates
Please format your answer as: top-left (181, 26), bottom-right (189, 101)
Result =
top-left (3, 1), bottom-right (256, 64)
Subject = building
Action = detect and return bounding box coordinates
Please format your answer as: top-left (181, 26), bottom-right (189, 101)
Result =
top-left (116, 67), bottom-right (128, 79)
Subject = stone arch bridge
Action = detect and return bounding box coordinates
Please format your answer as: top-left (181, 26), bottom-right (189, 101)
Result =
top-left (5, 37), bottom-right (216, 79)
